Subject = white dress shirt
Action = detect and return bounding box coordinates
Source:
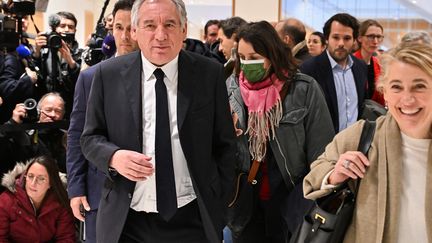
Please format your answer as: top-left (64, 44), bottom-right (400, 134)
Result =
top-left (130, 53), bottom-right (196, 212)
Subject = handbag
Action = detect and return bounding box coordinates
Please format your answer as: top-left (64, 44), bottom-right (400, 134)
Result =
top-left (290, 120), bottom-right (376, 243)
top-left (360, 99), bottom-right (387, 121)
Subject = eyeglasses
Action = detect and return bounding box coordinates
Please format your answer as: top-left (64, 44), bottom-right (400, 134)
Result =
top-left (25, 174), bottom-right (47, 185)
top-left (364, 34), bottom-right (384, 42)
top-left (208, 33), bottom-right (218, 37)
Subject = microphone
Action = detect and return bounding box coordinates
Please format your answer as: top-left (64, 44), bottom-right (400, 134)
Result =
top-left (16, 44), bottom-right (40, 73)
top-left (16, 44), bottom-right (32, 58)
top-left (48, 14), bottom-right (61, 30)
top-left (102, 34), bottom-right (116, 58)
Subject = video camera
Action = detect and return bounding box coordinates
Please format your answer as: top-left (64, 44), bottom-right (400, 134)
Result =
top-left (0, 0), bottom-right (35, 52)
top-left (83, 0), bottom-right (110, 66)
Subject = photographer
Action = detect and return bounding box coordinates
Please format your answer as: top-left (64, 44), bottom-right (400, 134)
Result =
top-left (0, 92), bottom-right (67, 174)
top-left (0, 51), bottom-right (38, 123)
top-left (33, 11), bottom-right (82, 119)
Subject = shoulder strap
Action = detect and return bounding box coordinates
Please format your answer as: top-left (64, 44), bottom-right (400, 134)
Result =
top-left (353, 120), bottom-right (376, 193)
top-left (357, 120), bottom-right (376, 154)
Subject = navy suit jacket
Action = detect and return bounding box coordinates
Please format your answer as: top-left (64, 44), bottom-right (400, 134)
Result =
top-left (300, 51), bottom-right (368, 132)
top-left (81, 50), bottom-right (237, 243)
top-left (66, 64), bottom-right (105, 210)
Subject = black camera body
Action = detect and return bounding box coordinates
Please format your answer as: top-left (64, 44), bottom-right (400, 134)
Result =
top-left (0, 1), bottom-right (36, 51)
top-left (83, 23), bottom-right (107, 66)
top-left (23, 98), bottom-right (38, 123)
top-left (43, 31), bottom-right (75, 50)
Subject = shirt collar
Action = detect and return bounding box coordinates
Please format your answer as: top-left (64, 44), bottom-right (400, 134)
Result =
top-left (141, 52), bottom-right (179, 82)
top-left (326, 50), bottom-right (353, 70)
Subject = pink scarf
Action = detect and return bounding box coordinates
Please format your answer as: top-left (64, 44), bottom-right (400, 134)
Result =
top-left (239, 71), bottom-right (284, 161)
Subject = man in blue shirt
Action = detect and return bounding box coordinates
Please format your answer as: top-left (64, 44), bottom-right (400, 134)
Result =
top-left (300, 13), bottom-right (368, 133)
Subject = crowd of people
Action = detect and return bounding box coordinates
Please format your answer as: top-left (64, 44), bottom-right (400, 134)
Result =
top-left (1, 0), bottom-right (431, 242)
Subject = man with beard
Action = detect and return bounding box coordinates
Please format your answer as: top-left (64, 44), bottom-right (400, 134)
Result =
top-left (300, 13), bottom-right (367, 133)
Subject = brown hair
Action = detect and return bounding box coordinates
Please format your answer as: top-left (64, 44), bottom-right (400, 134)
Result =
top-left (236, 21), bottom-right (298, 83)
top-left (358, 19), bottom-right (383, 47)
top-left (24, 156), bottom-right (71, 213)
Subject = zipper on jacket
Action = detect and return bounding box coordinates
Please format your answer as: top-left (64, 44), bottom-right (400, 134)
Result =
top-left (29, 197), bottom-right (37, 216)
top-left (274, 135), bottom-right (296, 187)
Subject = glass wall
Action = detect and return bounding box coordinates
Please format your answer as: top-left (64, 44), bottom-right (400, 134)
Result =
top-left (281, 0), bottom-right (432, 49)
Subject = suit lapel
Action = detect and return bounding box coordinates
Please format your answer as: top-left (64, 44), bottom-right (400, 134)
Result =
top-left (121, 51), bottom-right (143, 147)
top-left (177, 51), bottom-right (195, 131)
top-left (318, 52), bottom-right (339, 117)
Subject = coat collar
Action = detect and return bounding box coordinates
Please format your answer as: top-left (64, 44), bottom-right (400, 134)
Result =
top-left (121, 51), bottom-right (143, 143)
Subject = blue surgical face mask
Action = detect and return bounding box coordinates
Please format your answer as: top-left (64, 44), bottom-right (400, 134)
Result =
top-left (240, 59), bottom-right (267, 83)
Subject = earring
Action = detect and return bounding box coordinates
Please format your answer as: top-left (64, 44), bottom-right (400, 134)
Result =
top-left (384, 101), bottom-right (388, 110)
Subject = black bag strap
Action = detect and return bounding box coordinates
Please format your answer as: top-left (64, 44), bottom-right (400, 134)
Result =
top-left (357, 120), bottom-right (376, 155)
top-left (353, 120), bottom-right (376, 194)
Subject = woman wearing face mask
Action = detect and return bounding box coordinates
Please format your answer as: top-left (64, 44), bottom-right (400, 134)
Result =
top-left (226, 21), bottom-right (334, 243)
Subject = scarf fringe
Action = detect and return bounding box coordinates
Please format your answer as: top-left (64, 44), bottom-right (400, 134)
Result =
top-left (245, 100), bottom-right (283, 161)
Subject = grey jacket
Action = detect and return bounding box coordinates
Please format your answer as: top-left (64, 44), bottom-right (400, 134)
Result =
top-left (226, 72), bottom-right (335, 234)
top-left (227, 72), bottom-right (334, 187)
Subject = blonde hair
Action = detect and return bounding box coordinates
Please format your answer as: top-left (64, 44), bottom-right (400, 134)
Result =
top-left (377, 43), bottom-right (432, 93)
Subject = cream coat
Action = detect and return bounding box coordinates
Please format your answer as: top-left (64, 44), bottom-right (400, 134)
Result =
top-left (303, 114), bottom-right (432, 243)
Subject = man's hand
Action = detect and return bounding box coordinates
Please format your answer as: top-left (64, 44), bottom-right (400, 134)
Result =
top-left (12, 104), bottom-right (27, 124)
top-left (110, 150), bottom-right (154, 181)
top-left (59, 41), bottom-right (77, 69)
top-left (70, 196), bottom-right (91, 222)
top-left (33, 33), bottom-right (47, 58)
top-left (25, 67), bottom-right (38, 83)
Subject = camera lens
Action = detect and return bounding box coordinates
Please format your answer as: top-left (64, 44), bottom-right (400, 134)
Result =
top-left (23, 98), bottom-right (38, 123)
top-left (23, 98), bottom-right (37, 110)
top-left (49, 34), bottom-right (63, 49)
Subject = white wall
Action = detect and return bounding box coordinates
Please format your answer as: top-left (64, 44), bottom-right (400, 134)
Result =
top-left (234, 0), bottom-right (279, 23)
top-left (41, 0), bottom-right (114, 47)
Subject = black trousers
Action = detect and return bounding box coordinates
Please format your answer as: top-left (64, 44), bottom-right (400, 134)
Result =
top-left (119, 200), bottom-right (209, 243)
top-left (232, 199), bottom-right (289, 243)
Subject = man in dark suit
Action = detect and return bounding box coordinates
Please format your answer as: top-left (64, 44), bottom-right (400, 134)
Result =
top-left (80, 0), bottom-right (236, 243)
top-left (66, 1), bottom-right (138, 242)
top-left (300, 13), bottom-right (368, 133)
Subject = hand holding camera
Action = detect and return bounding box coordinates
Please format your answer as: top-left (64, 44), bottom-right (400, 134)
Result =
top-left (12, 98), bottom-right (38, 124)
top-left (33, 33), bottom-right (47, 58)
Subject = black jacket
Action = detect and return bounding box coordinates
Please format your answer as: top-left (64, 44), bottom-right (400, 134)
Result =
top-left (33, 41), bottom-right (82, 118)
top-left (0, 53), bottom-right (35, 123)
top-left (80, 50), bottom-right (237, 243)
